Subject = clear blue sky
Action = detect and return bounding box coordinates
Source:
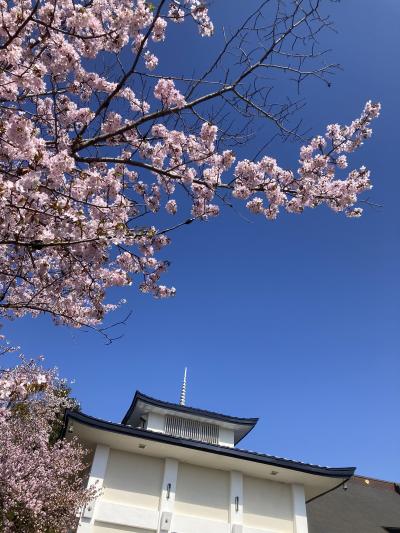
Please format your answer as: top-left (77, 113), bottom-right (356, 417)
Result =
top-left (3, 0), bottom-right (399, 481)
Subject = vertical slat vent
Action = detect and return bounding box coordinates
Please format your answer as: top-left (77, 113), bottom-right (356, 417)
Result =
top-left (165, 415), bottom-right (219, 444)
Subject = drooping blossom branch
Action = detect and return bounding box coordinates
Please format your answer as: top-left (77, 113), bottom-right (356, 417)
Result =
top-left (0, 0), bottom-right (380, 330)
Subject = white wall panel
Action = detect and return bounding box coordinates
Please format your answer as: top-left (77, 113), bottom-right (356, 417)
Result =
top-left (171, 513), bottom-right (230, 533)
top-left (103, 450), bottom-right (163, 510)
top-left (243, 475), bottom-right (293, 533)
top-left (93, 522), bottom-right (154, 533)
top-left (95, 501), bottom-right (158, 530)
top-left (174, 462), bottom-right (230, 521)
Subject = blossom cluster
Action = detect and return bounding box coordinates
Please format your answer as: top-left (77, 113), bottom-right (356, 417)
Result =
top-left (126, 101), bottom-right (380, 222)
top-left (231, 101), bottom-right (381, 219)
top-left (0, 359), bottom-right (96, 532)
top-left (154, 78), bottom-right (187, 108)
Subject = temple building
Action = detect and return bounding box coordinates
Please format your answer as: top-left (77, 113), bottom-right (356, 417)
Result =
top-left (64, 374), bottom-right (355, 533)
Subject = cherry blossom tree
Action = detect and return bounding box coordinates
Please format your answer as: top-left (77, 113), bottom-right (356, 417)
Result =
top-left (0, 0), bottom-right (381, 334)
top-left (0, 356), bottom-right (97, 532)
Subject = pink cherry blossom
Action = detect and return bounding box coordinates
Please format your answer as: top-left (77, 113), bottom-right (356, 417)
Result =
top-left (166, 199), bottom-right (178, 214)
top-left (0, 0), bottom-right (380, 334)
top-left (0, 358), bottom-right (97, 532)
top-left (154, 78), bottom-right (186, 108)
top-left (152, 17), bottom-right (167, 41)
top-left (144, 51), bottom-right (159, 70)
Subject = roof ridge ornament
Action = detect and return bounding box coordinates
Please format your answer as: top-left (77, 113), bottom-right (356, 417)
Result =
top-left (179, 367), bottom-right (187, 406)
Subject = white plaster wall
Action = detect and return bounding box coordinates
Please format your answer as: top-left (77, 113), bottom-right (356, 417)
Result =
top-left (95, 501), bottom-right (158, 531)
top-left (92, 522), bottom-right (154, 533)
top-left (171, 513), bottom-right (230, 533)
top-left (218, 427), bottom-right (235, 447)
top-left (146, 412), bottom-right (165, 433)
top-left (291, 484), bottom-right (308, 533)
top-left (174, 462), bottom-right (230, 522)
top-left (243, 475), bottom-right (294, 533)
top-left (89, 449), bottom-right (302, 533)
top-left (102, 450), bottom-right (163, 510)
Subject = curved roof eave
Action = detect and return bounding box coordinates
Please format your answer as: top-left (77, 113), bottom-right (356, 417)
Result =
top-left (64, 410), bottom-right (355, 480)
top-left (121, 391), bottom-right (259, 444)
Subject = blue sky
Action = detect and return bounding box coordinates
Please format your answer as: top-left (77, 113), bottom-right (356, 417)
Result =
top-left (3, 0), bottom-right (400, 481)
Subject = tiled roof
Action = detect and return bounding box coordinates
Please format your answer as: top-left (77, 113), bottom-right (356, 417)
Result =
top-left (64, 410), bottom-right (355, 479)
top-left (121, 390), bottom-right (259, 426)
top-left (307, 475), bottom-right (400, 532)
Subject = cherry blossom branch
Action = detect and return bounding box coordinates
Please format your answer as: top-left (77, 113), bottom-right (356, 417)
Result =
top-left (0, 0), bottom-right (39, 50)
top-left (76, 0), bottom-right (168, 139)
top-left (73, 4), bottom-right (317, 152)
top-left (0, 0), bottom-right (381, 332)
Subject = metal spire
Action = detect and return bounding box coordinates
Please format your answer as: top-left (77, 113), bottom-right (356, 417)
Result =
top-left (179, 367), bottom-right (187, 406)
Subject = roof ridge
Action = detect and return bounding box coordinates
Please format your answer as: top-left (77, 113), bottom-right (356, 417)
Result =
top-left (354, 474), bottom-right (399, 485)
top-left (122, 390), bottom-right (259, 425)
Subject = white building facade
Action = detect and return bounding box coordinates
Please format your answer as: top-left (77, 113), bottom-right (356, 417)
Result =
top-left (64, 391), bottom-right (354, 533)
